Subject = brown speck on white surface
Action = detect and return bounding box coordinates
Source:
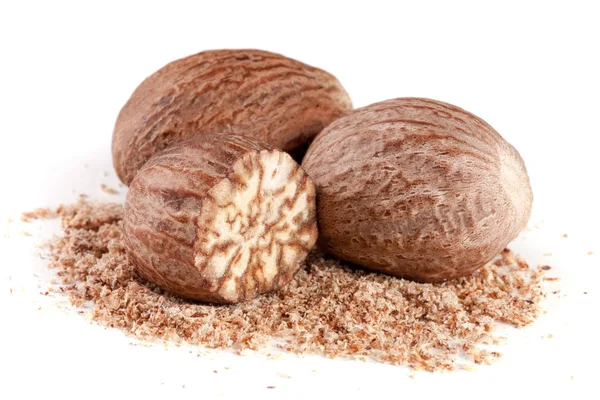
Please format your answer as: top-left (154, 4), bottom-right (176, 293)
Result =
top-left (561, 233), bottom-right (568, 238)
top-left (21, 207), bottom-right (57, 222)
top-left (35, 200), bottom-right (548, 372)
top-left (543, 277), bottom-right (560, 282)
top-left (21, 231), bottom-right (32, 237)
top-left (267, 386), bottom-right (276, 389)
top-left (100, 184), bottom-right (118, 195)
top-left (540, 265), bottom-right (552, 271)
top-left (583, 292), bottom-right (588, 295)
top-left (587, 251), bottom-right (594, 255)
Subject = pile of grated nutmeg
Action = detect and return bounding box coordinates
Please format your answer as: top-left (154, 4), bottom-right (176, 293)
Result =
top-left (28, 200), bottom-right (546, 371)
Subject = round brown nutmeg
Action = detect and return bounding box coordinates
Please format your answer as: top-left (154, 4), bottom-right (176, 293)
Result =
top-left (112, 49), bottom-right (352, 185)
top-left (302, 97), bottom-right (533, 282)
top-left (123, 134), bottom-right (318, 303)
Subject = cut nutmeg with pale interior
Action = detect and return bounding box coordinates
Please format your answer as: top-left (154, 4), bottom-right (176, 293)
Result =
top-left (123, 134), bottom-right (318, 303)
top-left (302, 97), bottom-right (533, 283)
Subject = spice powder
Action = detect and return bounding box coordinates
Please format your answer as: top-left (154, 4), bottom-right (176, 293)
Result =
top-left (33, 200), bottom-right (546, 371)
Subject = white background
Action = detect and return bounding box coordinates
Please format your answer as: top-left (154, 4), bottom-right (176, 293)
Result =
top-left (0, 1), bottom-right (598, 399)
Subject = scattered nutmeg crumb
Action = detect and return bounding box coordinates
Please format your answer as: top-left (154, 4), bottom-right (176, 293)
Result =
top-left (34, 200), bottom-right (548, 372)
top-left (540, 265), bottom-right (552, 271)
top-left (583, 292), bottom-right (588, 295)
top-left (561, 233), bottom-right (568, 238)
top-left (267, 386), bottom-right (276, 389)
top-left (100, 184), bottom-right (118, 195)
top-left (21, 207), bottom-right (57, 222)
top-left (587, 252), bottom-right (594, 255)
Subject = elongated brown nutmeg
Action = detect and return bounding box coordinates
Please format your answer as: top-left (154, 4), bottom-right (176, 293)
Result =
top-left (123, 134), bottom-right (318, 303)
top-left (302, 97), bottom-right (533, 282)
top-left (112, 49), bottom-right (352, 185)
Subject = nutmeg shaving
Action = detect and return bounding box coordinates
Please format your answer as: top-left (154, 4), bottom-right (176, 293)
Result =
top-left (37, 200), bottom-right (547, 371)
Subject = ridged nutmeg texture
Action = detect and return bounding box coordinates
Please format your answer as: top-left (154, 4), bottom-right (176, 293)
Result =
top-left (302, 98), bottom-right (533, 282)
top-left (112, 49), bottom-right (352, 185)
top-left (123, 134), bottom-right (318, 303)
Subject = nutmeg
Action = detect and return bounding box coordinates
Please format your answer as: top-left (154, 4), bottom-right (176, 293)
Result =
top-left (302, 97), bottom-right (532, 282)
top-left (112, 49), bottom-right (352, 185)
top-left (123, 134), bottom-right (318, 303)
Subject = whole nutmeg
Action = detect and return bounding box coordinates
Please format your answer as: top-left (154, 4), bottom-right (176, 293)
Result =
top-left (112, 49), bottom-right (352, 185)
top-left (302, 97), bottom-right (532, 282)
top-left (123, 134), bottom-right (318, 303)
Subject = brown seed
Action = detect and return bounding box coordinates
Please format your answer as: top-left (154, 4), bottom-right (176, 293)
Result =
top-left (302, 97), bottom-right (533, 282)
top-left (112, 49), bottom-right (352, 185)
top-left (123, 134), bottom-right (318, 303)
